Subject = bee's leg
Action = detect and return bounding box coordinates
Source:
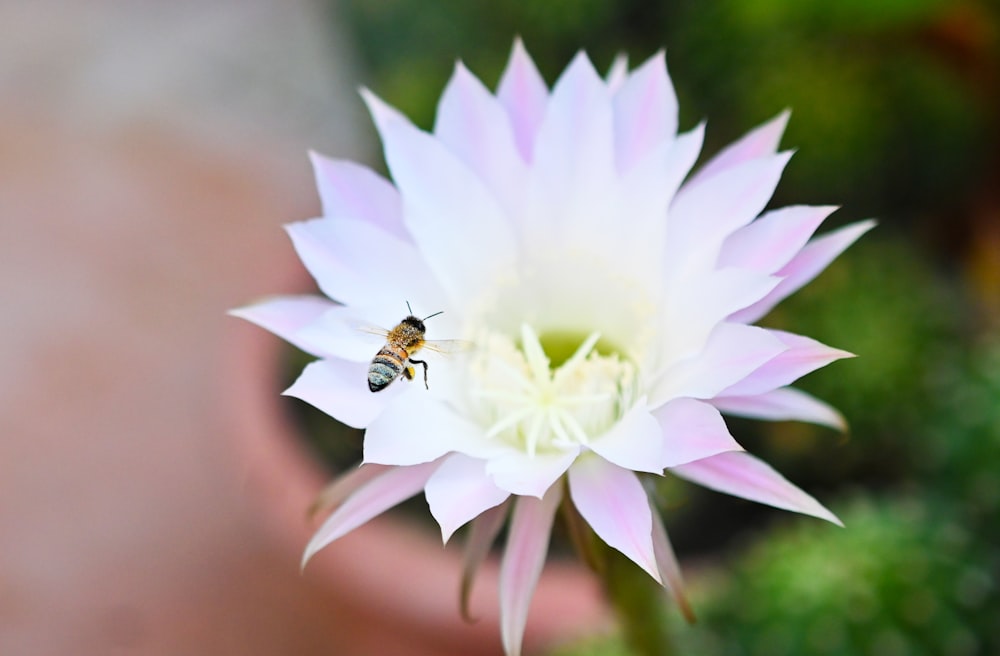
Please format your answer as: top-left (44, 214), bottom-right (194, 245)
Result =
top-left (409, 359), bottom-right (429, 389)
top-left (402, 366), bottom-right (415, 381)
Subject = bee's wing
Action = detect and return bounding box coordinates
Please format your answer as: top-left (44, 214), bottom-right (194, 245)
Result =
top-left (422, 338), bottom-right (472, 355)
top-left (353, 323), bottom-right (390, 338)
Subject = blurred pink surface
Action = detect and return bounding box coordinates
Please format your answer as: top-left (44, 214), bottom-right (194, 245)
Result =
top-left (0, 3), bottom-right (607, 654)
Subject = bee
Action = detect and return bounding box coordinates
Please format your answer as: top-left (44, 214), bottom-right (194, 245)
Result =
top-left (366, 303), bottom-right (459, 393)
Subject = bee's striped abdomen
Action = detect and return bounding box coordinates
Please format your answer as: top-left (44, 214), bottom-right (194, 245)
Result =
top-left (368, 345), bottom-right (407, 392)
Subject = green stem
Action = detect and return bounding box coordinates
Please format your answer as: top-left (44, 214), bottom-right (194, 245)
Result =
top-left (600, 542), bottom-right (675, 656)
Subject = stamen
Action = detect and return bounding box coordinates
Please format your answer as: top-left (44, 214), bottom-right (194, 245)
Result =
top-left (558, 410), bottom-right (591, 445)
top-left (560, 393), bottom-right (615, 405)
top-left (559, 331), bottom-right (602, 376)
top-left (484, 406), bottom-right (535, 438)
top-left (548, 411), bottom-right (573, 446)
top-left (520, 324), bottom-right (551, 381)
top-left (464, 328), bottom-right (637, 458)
top-left (525, 413), bottom-right (545, 459)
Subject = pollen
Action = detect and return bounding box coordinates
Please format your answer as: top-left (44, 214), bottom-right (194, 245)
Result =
top-left (465, 324), bottom-right (638, 457)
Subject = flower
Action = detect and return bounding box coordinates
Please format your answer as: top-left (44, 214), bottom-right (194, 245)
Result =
top-left (234, 40), bottom-right (873, 656)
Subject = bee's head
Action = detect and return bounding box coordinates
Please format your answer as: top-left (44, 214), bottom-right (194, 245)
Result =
top-left (402, 315), bottom-right (426, 332)
top-left (401, 306), bottom-right (443, 333)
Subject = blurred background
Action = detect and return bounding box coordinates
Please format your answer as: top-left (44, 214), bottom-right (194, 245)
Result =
top-left (3, 0), bottom-right (998, 654)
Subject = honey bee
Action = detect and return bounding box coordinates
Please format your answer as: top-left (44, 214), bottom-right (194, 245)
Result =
top-left (366, 303), bottom-right (461, 392)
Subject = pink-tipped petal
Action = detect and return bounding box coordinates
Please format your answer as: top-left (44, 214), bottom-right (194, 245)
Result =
top-left (732, 219), bottom-right (877, 323)
top-left (425, 454), bottom-right (511, 543)
top-left (308, 152), bottom-right (407, 239)
top-left (660, 121), bottom-right (705, 205)
top-left (435, 61), bottom-right (527, 216)
top-left (588, 401), bottom-right (665, 474)
top-left (497, 38), bottom-right (549, 162)
top-left (364, 393), bottom-right (493, 467)
top-left (653, 323), bottom-right (788, 404)
top-left (654, 398), bottom-right (744, 468)
top-left (568, 456), bottom-right (660, 582)
top-left (308, 463), bottom-right (393, 519)
top-left (229, 295), bottom-right (336, 357)
top-left (671, 451), bottom-right (842, 525)
top-left (461, 501), bottom-right (511, 622)
top-left (605, 53), bottom-right (629, 91)
top-left (712, 387), bottom-right (847, 431)
top-left (612, 50), bottom-right (678, 171)
top-left (667, 152), bottom-right (794, 276)
top-left (719, 330), bottom-right (854, 397)
top-left (284, 359), bottom-right (400, 429)
top-left (500, 485), bottom-right (562, 656)
top-left (362, 90), bottom-right (517, 307)
top-left (649, 500), bottom-right (695, 622)
top-left (686, 109), bottom-right (790, 188)
top-left (718, 205), bottom-right (839, 272)
top-left (485, 447), bottom-right (580, 498)
top-left (302, 461), bottom-right (440, 567)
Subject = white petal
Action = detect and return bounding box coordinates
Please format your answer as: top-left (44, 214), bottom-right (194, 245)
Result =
top-left (612, 50), bottom-right (678, 171)
top-left (500, 485), bottom-right (562, 656)
top-left (363, 90), bottom-right (517, 307)
top-left (497, 38), bottom-right (549, 162)
top-left (654, 398), bottom-right (744, 468)
top-left (667, 152), bottom-right (794, 278)
top-left (485, 447), bottom-right (579, 498)
top-left (425, 453), bottom-right (510, 543)
top-left (568, 455), bottom-right (660, 582)
top-left (712, 387), bottom-right (847, 431)
top-left (588, 401), bottom-right (664, 474)
top-left (670, 451), bottom-right (842, 525)
top-left (652, 323), bottom-right (787, 405)
top-left (308, 152), bottom-right (407, 239)
top-left (302, 461), bottom-right (439, 567)
top-left (285, 217), bottom-right (445, 310)
top-left (617, 122), bottom-right (704, 249)
top-left (686, 110), bottom-right (790, 188)
top-left (435, 61), bottom-right (527, 219)
top-left (529, 51), bottom-right (616, 237)
top-left (660, 267), bottom-right (781, 365)
top-left (284, 359), bottom-right (399, 429)
top-left (292, 305), bottom-right (389, 363)
top-left (649, 500), bottom-right (695, 622)
top-left (229, 295), bottom-right (336, 357)
top-left (719, 205), bottom-right (838, 272)
top-left (732, 219), bottom-right (876, 323)
top-left (364, 392), bottom-right (493, 466)
top-left (719, 330), bottom-right (854, 397)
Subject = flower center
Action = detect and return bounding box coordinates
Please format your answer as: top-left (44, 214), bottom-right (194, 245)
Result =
top-left (463, 324), bottom-right (638, 457)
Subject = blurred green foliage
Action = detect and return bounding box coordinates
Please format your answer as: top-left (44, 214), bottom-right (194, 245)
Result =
top-left (299, 1), bottom-right (1000, 653)
top-left (558, 493), bottom-right (1000, 656)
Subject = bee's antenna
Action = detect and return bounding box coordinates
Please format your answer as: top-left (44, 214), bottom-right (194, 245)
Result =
top-left (406, 300), bottom-right (413, 316)
top-left (423, 310), bottom-right (444, 321)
